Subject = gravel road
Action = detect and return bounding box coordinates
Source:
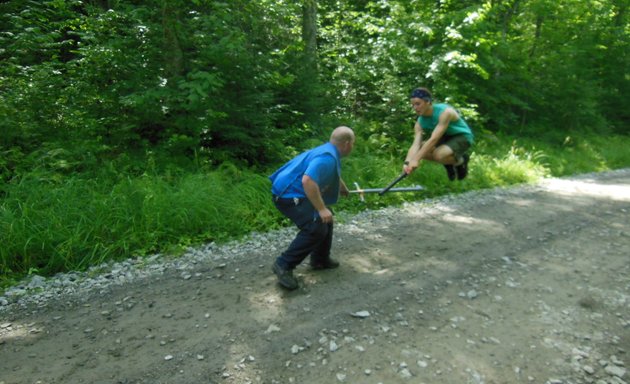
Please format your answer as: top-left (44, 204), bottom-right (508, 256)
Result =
top-left (1, 169), bottom-right (629, 384)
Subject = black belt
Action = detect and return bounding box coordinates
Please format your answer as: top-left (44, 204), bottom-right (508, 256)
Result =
top-left (273, 195), bottom-right (302, 205)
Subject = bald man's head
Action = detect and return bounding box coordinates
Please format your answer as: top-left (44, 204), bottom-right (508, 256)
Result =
top-left (330, 126), bottom-right (355, 157)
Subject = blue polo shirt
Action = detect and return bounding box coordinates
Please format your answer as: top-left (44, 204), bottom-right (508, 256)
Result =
top-left (269, 142), bottom-right (341, 205)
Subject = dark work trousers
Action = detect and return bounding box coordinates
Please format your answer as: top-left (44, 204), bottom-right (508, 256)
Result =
top-left (273, 196), bottom-right (333, 270)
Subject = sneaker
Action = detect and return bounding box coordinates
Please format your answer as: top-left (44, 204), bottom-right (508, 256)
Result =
top-left (272, 262), bottom-right (299, 290)
top-left (455, 153), bottom-right (470, 180)
top-left (444, 164), bottom-right (456, 181)
top-left (310, 258), bottom-right (340, 270)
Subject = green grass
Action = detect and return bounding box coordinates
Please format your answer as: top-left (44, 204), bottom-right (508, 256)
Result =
top-left (2, 132), bottom-right (630, 287)
top-left (0, 170), bottom-right (281, 286)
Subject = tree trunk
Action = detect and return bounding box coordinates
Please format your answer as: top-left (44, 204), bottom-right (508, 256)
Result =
top-left (299, 0), bottom-right (321, 123)
top-left (529, 15), bottom-right (543, 58)
top-left (88, 0), bottom-right (111, 10)
top-left (303, 0), bottom-right (318, 70)
top-left (501, 0), bottom-right (522, 41)
top-left (162, 0), bottom-right (184, 79)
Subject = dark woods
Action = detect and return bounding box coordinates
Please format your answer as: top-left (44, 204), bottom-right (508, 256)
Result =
top-left (0, 0), bottom-right (627, 179)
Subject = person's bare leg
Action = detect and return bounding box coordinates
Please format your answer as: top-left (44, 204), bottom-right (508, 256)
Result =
top-left (430, 145), bottom-right (459, 181)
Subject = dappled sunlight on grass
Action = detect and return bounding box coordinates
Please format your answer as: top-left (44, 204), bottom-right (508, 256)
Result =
top-left (472, 152), bottom-right (548, 188)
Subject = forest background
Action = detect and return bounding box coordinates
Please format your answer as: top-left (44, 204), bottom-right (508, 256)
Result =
top-left (0, 0), bottom-right (628, 287)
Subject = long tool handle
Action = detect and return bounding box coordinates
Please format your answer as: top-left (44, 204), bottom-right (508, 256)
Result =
top-left (379, 171), bottom-right (408, 196)
top-left (349, 185), bottom-right (424, 194)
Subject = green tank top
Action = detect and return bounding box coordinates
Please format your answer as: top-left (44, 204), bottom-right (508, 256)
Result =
top-left (418, 103), bottom-right (474, 144)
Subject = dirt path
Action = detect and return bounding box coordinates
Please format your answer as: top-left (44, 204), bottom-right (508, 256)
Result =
top-left (1, 170), bottom-right (629, 384)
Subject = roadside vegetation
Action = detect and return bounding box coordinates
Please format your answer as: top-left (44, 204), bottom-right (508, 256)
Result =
top-left (1, 1), bottom-right (627, 287)
top-left (2, 131), bottom-right (629, 287)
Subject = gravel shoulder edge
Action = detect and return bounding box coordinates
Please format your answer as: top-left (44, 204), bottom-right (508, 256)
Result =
top-left (3, 168), bottom-right (628, 313)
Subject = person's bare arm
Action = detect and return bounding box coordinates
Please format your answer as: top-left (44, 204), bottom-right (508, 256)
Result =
top-left (339, 178), bottom-right (350, 197)
top-left (302, 175), bottom-right (333, 223)
top-left (404, 122), bottom-right (423, 174)
top-left (405, 108), bottom-right (458, 173)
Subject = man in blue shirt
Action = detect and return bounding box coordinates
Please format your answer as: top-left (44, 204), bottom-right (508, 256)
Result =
top-left (269, 126), bottom-right (355, 290)
top-left (403, 87), bottom-right (474, 181)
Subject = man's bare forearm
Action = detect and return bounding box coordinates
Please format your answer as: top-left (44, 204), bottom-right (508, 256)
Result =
top-left (302, 175), bottom-right (326, 211)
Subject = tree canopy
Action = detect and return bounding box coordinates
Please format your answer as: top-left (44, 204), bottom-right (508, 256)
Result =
top-left (1, 0), bottom-right (628, 179)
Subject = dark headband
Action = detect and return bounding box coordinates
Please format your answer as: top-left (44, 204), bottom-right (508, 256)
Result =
top-left (410, 88), bottom-right (431, 101)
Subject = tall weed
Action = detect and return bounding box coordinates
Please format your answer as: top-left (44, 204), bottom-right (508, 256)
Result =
top-left (2, 133), bottom-right (630, 286)
top-left (0, 169), bottom-right (279, 281)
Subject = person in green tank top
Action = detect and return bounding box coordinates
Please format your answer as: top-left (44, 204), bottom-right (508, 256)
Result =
top-left (403, 87), bottom-right (473, 181)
